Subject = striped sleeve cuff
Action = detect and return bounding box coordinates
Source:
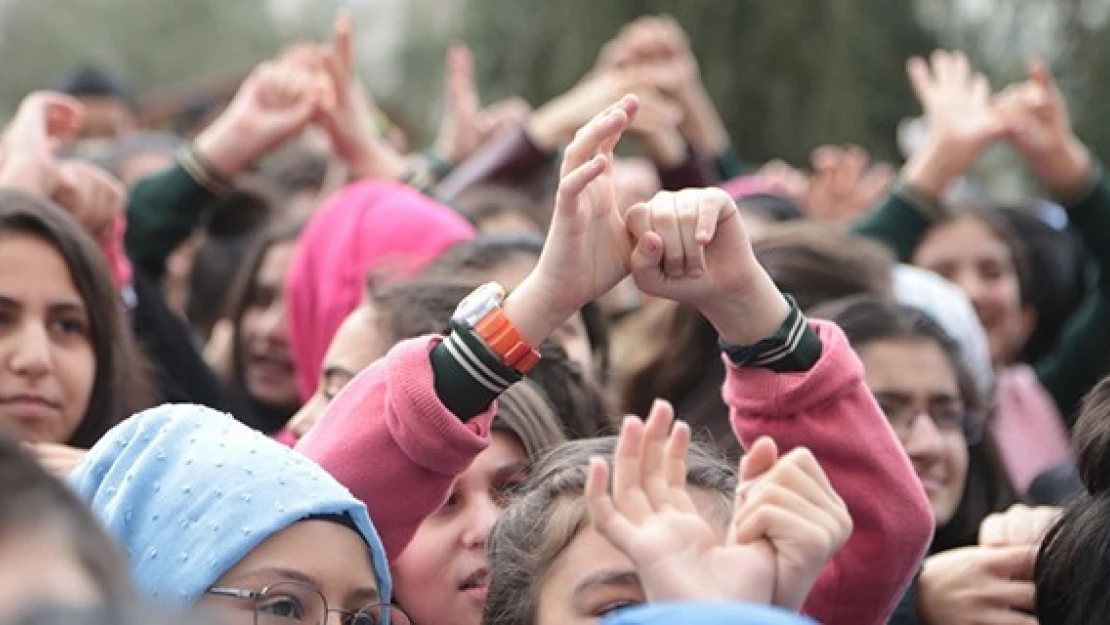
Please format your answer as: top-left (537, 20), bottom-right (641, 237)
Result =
top-left (719, 295), bottom-right (822, 373)
top-left (430, 326), bottom-right (522, 421)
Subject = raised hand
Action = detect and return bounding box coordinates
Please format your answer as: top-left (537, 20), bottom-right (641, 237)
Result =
top-left (313, 11), bottom-right (407, 180)
top-left (731, 439), bottom-right (853, 611)
top-left (802, 145), bottom-right (893, 227)
top-left (902, 50), bottom-right (1005, 198)
top-left (992, 61), bottom-right (1091, 196)
top-left (194, 58), bottom-right (332, 179)
top-left (0, 92), bottom-right (83, 195)
top-left (504, 96), bottom-right (639, 346)
top-left (978, 503), bottom-right (1062, 549)
top-left (624, 187), bottom-right (790, 346)
top-left (585, 400), bottom-right (776, 604)
top-left (53, 161), bottom-right (126, 240)
top-left (917, 546), bottom-right (1038, 625)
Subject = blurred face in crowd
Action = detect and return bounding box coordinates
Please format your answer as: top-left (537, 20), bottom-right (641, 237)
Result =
top-left (200, 520), bottom-right (389, 625)
top-left (286, 304), bottom-right (389, 439)
top-left (75, 96), bottom-right (137, 141)
top-left (913, 215), bottom-right (1033, 367)
top-left (240, 242), bottom-right (298, 410)
top-left (0, 522), bottom-right (101, 616)
top-left (0, 234), bottom-right (95, 444)
top-left (857, 337), bottom-right (969, 526)
top-left (392, 432), bottom-right (528, 625)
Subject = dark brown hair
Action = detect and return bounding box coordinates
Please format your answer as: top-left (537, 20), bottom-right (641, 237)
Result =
top-left (811, 296), bottom-right (1018, 551)
top-left (454, 185), bottom-right (547, 233)
top-left (1035, 374), bottom-right (1110, 624)
top-left (0, 190), bottom-right (151, 447)
top-left (484, 437), bottom-right (734, 625)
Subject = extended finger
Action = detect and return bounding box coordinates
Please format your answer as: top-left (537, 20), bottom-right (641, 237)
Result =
top-left (561, 98), bottom-right (633, 177)
top-left (554, 154), bottom-right (608, 217)
top-left (832, 145), bottom-right (867, 199)
top-left (612, 416), bottom-right (653, 522)
top-left (585, 457), bottom-right (641, 552)
top-left (906, 56), bottom-right (932, 107)
top-left (663, 421), bottom-right (693, 509)
top-left (641, 399), bottom-right (675, 510)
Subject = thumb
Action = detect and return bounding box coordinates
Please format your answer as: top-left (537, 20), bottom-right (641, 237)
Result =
top-left (629, 231), bottom-right (665, 279)
top-left (1028, 59), bottom-right (1055, 91)
top-left (740, 437), bottom-right (779, 482)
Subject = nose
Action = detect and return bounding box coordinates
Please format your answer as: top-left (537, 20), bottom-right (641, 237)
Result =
top-left (460, 496), bottom-right (502, 549)
top-left (256, 300), bottom-right (288, 344)
top-left (903, 411), bottom-right (946, 466)
top-left (952, 267), bottom-right (986, 311)
top-left (7, 321), bottom-right (53, 379)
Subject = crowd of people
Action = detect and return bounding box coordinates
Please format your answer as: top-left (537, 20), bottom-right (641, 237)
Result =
top-left (0, 10), bottom-right (1107, 625)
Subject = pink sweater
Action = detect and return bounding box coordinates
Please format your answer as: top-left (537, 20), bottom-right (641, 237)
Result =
top-left (297, 321), bottom-right (931, 625)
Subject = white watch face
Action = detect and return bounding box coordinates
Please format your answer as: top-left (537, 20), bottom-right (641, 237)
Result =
top-left (453, 282), bottom-right (505, 327)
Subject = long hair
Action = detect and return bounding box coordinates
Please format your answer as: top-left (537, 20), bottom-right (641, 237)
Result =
top-left (813, 296), bottom-right (1018, 551)
top-left (0, 190), bottom-right (151, 447)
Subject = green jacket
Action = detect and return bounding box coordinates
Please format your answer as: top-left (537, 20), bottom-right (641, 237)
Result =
top-left (125, 161), bottom-right (218, 282)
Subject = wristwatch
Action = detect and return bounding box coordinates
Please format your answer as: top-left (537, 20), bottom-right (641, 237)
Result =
top-left (452, 282), bottom-right (541, 374)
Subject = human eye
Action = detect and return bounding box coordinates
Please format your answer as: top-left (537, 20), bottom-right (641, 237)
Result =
top-left (51, 314), bottom-right (89, 338)
top-left (257, 593), bottom-right (307, 620)
top-left (592, 598), bottom-right (642, 618)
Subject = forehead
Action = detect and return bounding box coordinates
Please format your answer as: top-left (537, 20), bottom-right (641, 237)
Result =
top-left (256, 242), bottom-right (296, 285)
top-left (541, 525), bottom-right (632, 603)
top-left (458, 431), bottom-right (527, 485)
top-left (0, 234), bottom-right (79, 297)
top-left (322, 305), bottom-right (388, 373)
top-left (858, 339), bottom-right (959, 395)
top-left (916, 217), bottom-right (1012, 264)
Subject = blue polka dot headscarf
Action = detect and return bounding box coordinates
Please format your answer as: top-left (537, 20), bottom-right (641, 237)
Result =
top-left (69, 404), bottom-right (392, 607)
top-left (603, 603), bottom-right (816, 625)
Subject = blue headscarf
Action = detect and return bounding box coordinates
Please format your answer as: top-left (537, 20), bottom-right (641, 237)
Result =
top-left (603, 603), bottom-right (816, 625)
top-left (69, 404), bottom-right (391, 607)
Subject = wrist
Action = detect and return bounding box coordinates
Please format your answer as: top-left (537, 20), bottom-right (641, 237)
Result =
top-left (193, 116), bottom-right (255, 179)
top-left (1037, 137), bottom-right (1092, 199)
top-left (347, 139), bottom-right (407, 181)
top-left (699, 273), bottom-right (791, 348)
top-left (901, 143), bottom-right (963, 199)
top-left (502, 274), bottom-right (575, 348)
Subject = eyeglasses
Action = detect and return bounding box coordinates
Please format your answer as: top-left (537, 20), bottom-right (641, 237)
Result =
top-left (207, 581), bottom-right (412, 625)
top-left (875, 397), bottom-right (982, 445)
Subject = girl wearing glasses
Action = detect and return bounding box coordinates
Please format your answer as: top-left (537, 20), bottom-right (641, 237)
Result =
top-left (814, 297), bottom-right (1054, 625)
top-left (70, 404), bottom-right (409, 625)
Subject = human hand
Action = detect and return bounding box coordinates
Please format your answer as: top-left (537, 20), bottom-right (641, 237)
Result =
top-left (52, 161), bottom-right (126, 240)
top-left (311, 11), bottom-right (407, 180)
top-left (624, 187), bottom-right (790, 346)
top-left (978, 503), bottom-right (1062, 549)
top-left (585, 400), bottom-right (776, 605)
top-left (194, 57), bottom-right (332, 179)
top-left (25, 442), bottom-right (88, 479)
top-left (0, 92), bottom-right (83, 195)
top-left (527, 69), bottom-right (681, 152)
top-left (902, 50), bottom-right (1005, 198)
top-left (433, 42), bottom-right (530, 166)
top-left (504, 95), bottom-right (639, 346)
top-left (992, 61), bottom-right (1091, 197)
top-left (731, 438), bottom-right (852, 611)
top-left (802, 145), bottom-right (894, 227)
top-left (917, 546), bottom-right (1037, 625)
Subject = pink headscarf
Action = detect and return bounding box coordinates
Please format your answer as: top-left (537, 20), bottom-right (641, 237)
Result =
top-left (285, 181), bottom-right (475, 400)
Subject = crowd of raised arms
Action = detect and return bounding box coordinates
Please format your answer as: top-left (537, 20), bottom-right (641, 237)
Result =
top-left (2, 9), bottom-right (1110, 625)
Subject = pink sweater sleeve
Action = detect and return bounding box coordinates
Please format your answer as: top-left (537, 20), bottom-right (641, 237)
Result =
top-left (296, 336), bottom-right (495, 560)
top-left (724, 320), bottom-right (932, 625)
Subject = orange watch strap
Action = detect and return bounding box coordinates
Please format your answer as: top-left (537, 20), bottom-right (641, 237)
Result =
top-left (474, 308), bottom-right (541, 373)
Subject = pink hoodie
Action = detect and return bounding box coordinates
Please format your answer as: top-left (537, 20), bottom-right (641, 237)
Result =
top-left (297, 320), bottom-right (932, 625)
top-left (284, 181), bottom-right (475, 400)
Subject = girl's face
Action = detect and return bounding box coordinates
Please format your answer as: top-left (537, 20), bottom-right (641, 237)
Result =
top-left (240, 242), bottom-right (298, 409)
top-left (0, 234), bottom-right (95, 444)
top-left (391, 432), bottom-right (528, 625)
top-left (286, 304), bottom-right (389, 439)
top-left (201, 520), bottom-right (387, 625)
top-left (0, 524), bottom-right (101, 617)
top-left (913, 216), bottom-right (1033, 366)
top-left (857, 338), bottom-right (969, 527)
top-left (533, 490), bottom-right (725, 625)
